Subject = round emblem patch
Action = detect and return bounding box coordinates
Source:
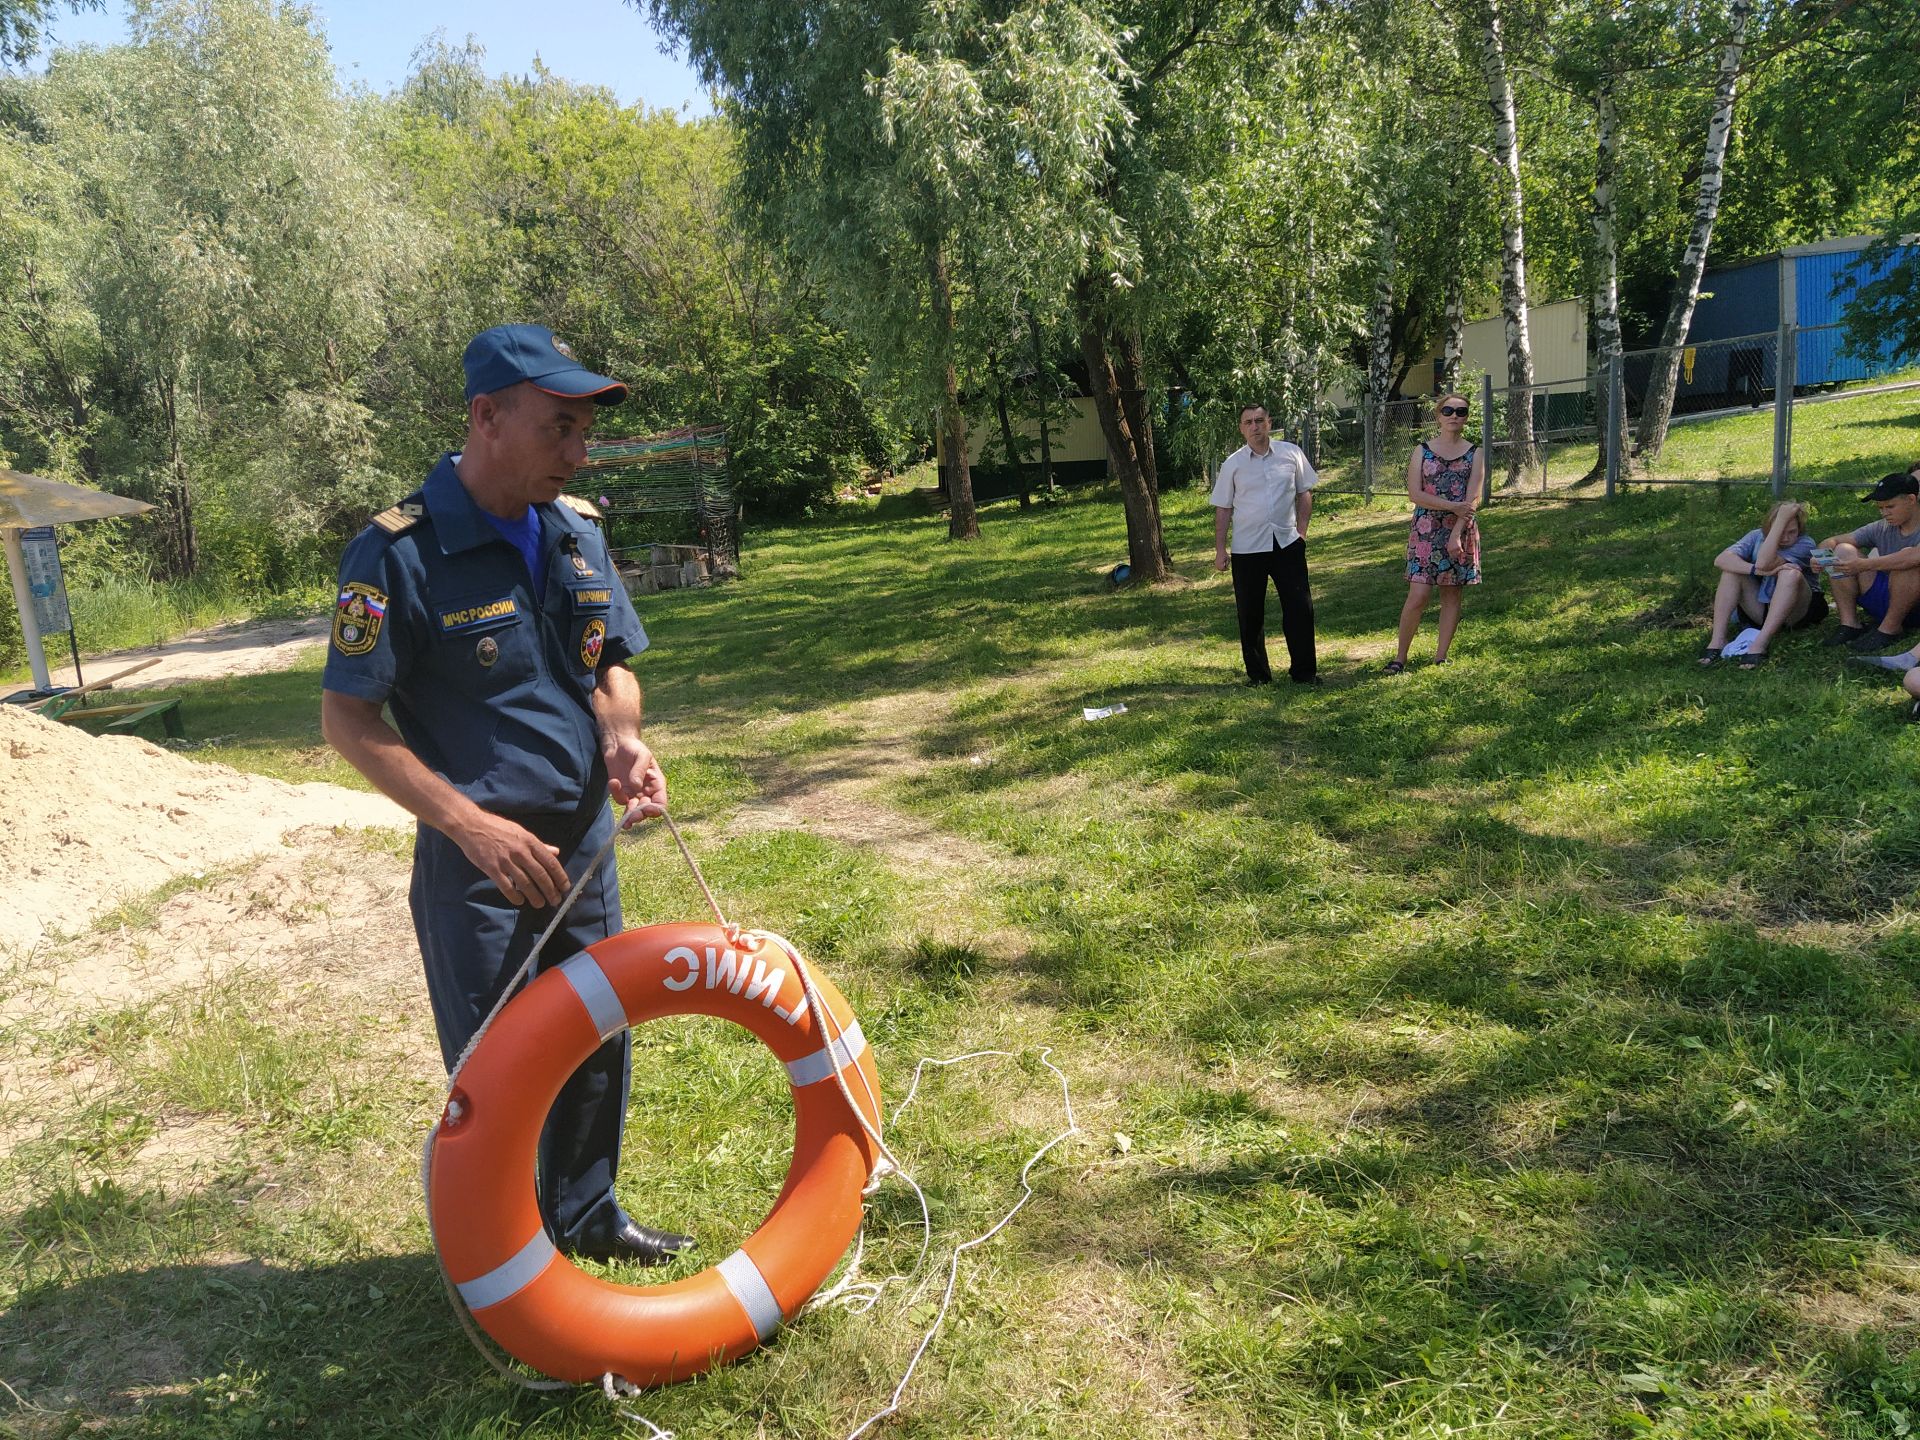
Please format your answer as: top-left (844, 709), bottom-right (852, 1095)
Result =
top-left (580, 618), bottom-right (606, 669)
top-left (476, 635), bottom-right (499, 668)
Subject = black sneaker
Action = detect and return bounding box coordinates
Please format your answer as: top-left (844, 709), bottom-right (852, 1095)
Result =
top-left (1825, 624), bottom-right (1868, 647)
top-left (1850, 628), bottom-right (1906, 654)
top-left (1908, 699), bottom-right (1920, 725)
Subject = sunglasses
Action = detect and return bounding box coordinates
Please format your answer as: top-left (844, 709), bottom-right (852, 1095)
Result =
top-left (1438, 404), bottom-right (1470, 417)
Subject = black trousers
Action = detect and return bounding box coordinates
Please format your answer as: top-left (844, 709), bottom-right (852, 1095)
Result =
top-left (1230, 537), bottom-right (1316, 682)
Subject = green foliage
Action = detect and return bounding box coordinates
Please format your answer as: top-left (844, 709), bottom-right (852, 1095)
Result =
top-left (374, 45), bottom-right (902, 516)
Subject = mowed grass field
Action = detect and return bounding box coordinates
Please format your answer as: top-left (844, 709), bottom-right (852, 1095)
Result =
top-left (7, 399), bottom-right (1920, 1437)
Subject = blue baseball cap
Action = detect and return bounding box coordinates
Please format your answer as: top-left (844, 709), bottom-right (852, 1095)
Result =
top-left (462, 324), bottom-right (629, 405)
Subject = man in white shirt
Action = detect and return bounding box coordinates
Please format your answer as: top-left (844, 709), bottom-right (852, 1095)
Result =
top-left (1211, 403), bottom-right (1320, 685)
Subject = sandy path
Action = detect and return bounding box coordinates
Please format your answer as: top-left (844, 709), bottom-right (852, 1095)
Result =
top-left (38, 613), bottom-right (331, 692)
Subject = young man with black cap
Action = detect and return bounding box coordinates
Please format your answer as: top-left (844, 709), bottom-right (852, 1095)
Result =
top-left (320, 324), bottom-right (694, 1265)
top-left (1814, 466), bottom-right (1920, 652)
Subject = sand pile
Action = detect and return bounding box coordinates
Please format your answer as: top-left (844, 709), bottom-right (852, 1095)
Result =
top-left (0, 704), bottom-right (407, 950)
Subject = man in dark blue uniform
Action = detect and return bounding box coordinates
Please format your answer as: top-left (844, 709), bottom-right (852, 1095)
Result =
top-left (321, 324), bottom-right (692, 1264)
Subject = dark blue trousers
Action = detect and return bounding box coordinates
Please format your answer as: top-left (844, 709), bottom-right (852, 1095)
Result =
top-left (411, 802), bottom-right (627, 1245)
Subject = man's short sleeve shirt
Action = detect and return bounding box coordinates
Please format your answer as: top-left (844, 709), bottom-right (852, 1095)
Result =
top-left (1209, 440), bottom-right (1319, 552)
top-left (321, 454), bottom-right (648, 819)
top-left (1850, 518), bottom-right (1920, 559)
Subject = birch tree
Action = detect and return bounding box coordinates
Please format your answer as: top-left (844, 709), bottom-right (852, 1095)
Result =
top-left (1589, 73), bottom-right (1626, 476)
top-left (1473, 0), bottom-right (1536, 485)
top-left (1633, 0), bottom-right (1753, 459)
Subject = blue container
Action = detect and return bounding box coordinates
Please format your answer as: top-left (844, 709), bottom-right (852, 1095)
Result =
top-left (1685, 237), bottom-right (1920, 395)
top-left (1793, 243), bottom-right (1919, 385)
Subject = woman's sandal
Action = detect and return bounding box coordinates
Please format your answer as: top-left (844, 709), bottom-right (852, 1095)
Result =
top-left (1738, 648), bottom-right (1770, 670)
top-left (1697, 642), bottom-right (1724, 666)
top-left (1383, 660), bottom-right (1407, 675)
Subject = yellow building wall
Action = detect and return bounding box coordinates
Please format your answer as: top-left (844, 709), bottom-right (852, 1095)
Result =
top-left (1422, 298), bottom-right (1589, 392)
top-left (936, 396), bottom-right (1108, 469)
top-left (1324, 298), bottom-right (1592, 408)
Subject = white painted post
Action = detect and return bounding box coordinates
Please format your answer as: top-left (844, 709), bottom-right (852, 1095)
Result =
top-left (1480, 373), bottom-right (1497, 505)
top-left (3, 527), bottom-right (52, 692)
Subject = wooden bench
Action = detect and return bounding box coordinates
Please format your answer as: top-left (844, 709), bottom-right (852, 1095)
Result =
top-left (59, 697), bottom-right (185, 740)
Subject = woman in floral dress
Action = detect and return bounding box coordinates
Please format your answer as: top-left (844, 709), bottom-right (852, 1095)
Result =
top-left (1386, 391), bottom-right (1484, 673)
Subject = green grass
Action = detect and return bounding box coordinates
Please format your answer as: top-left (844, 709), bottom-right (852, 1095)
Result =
top-left (11, 445), bottom-right (1920, 1436)
top-left (1633, 377), bottom-right (1920, 489)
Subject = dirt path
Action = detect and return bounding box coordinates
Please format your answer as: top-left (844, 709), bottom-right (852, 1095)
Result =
top-left (40, 613), bottom-right (330, 692)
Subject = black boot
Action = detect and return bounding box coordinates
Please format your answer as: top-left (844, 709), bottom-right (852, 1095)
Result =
top-left (561, 1206), bottom-right (695, 1265)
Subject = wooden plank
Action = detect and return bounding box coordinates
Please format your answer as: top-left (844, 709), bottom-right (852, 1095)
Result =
top-left (24, 657), bottom-right (163, 712)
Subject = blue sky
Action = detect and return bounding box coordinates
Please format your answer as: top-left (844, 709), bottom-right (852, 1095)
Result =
top-left (42, 0), bottom-right (713, 112)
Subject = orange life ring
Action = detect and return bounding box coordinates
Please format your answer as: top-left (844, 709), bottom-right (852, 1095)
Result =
top-left (426, 921), bottom-right (883, 1385)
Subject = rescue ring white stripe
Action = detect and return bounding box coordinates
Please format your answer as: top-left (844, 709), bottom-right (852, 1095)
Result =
top-left (457, 1229), bottom-right (556, 1312)
top-left (717, 1249), bottom-right (783, 1341)
top-left (784, 1020), bottom-right (867, 1087)
top-left (558, 952), bottom-right (627, 1042)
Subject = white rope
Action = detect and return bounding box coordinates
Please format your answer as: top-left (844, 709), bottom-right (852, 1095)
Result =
top-left (418, 802), bottom-right (1080, 1440)
top-left (835, 1047), bottom-right (1079, 1440)
top-left (603, 1375), bottom-right (677, 1439)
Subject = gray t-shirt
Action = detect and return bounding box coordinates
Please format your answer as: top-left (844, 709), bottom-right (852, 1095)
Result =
top-left (1850, 518), bottom-right (1920, 557)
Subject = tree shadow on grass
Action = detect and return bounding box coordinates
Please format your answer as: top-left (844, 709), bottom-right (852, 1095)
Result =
top-left (0, 1248), bottom-right (519, 1436)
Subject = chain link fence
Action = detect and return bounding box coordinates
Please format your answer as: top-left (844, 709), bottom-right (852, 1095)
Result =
top-left (1308, 321), bottom-right (1919, 503)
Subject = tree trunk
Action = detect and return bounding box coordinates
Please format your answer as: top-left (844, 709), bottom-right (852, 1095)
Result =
top-left (1117, 326), bottom-right (1173, 568)
top-left (157, 368), bottom-right (197, 579)
top-left (1589, 74), bottom-right (1625, 481)
top-left (926, 239), bottom-right (980, 540)
top-left (1442, 275), bottom-right (1465, 395)
top-left (993, 382), bottom-right (1030, 510)
top-left (1634, 0), bottom-right (1753, 459)
top-left (1075, 278), bottom-right (1169, 582)
top-left (1368, 217), bottom-right (1398, 474)
top-left (1027, 312), bottom-right (1056, 496)
top-left (1477, 0), bottom-right (1536, 484)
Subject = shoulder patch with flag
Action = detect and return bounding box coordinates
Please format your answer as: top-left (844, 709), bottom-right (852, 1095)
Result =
top-left (333, 582), bottom-right (387, 656)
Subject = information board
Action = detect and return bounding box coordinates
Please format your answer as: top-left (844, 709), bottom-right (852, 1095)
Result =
top-left (20, 526), bottom-right (70, 632)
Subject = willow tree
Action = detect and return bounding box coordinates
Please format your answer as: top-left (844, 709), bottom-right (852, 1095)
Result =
top-left (645, 0), bottom-right (1130, 545)
top-left (1171, 10), bottom-right (1371, 466)
top-left (0, 0), bottom-right (96, 66)
top-left (25, 0), bottom-right (427, 576)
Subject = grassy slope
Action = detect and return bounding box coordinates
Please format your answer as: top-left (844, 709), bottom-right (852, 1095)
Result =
top-left (8, 406), bottom-right (1920, 1435)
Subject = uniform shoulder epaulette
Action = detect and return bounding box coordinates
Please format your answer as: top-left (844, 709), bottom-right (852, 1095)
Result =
top-left (556, 493), bottom-right (603, 521)
top-left (369, 500), bottom-right (426, 535)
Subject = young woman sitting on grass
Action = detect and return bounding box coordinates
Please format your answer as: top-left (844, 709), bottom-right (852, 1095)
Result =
top-left (1699, 499), bottom-right (1825, 669)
